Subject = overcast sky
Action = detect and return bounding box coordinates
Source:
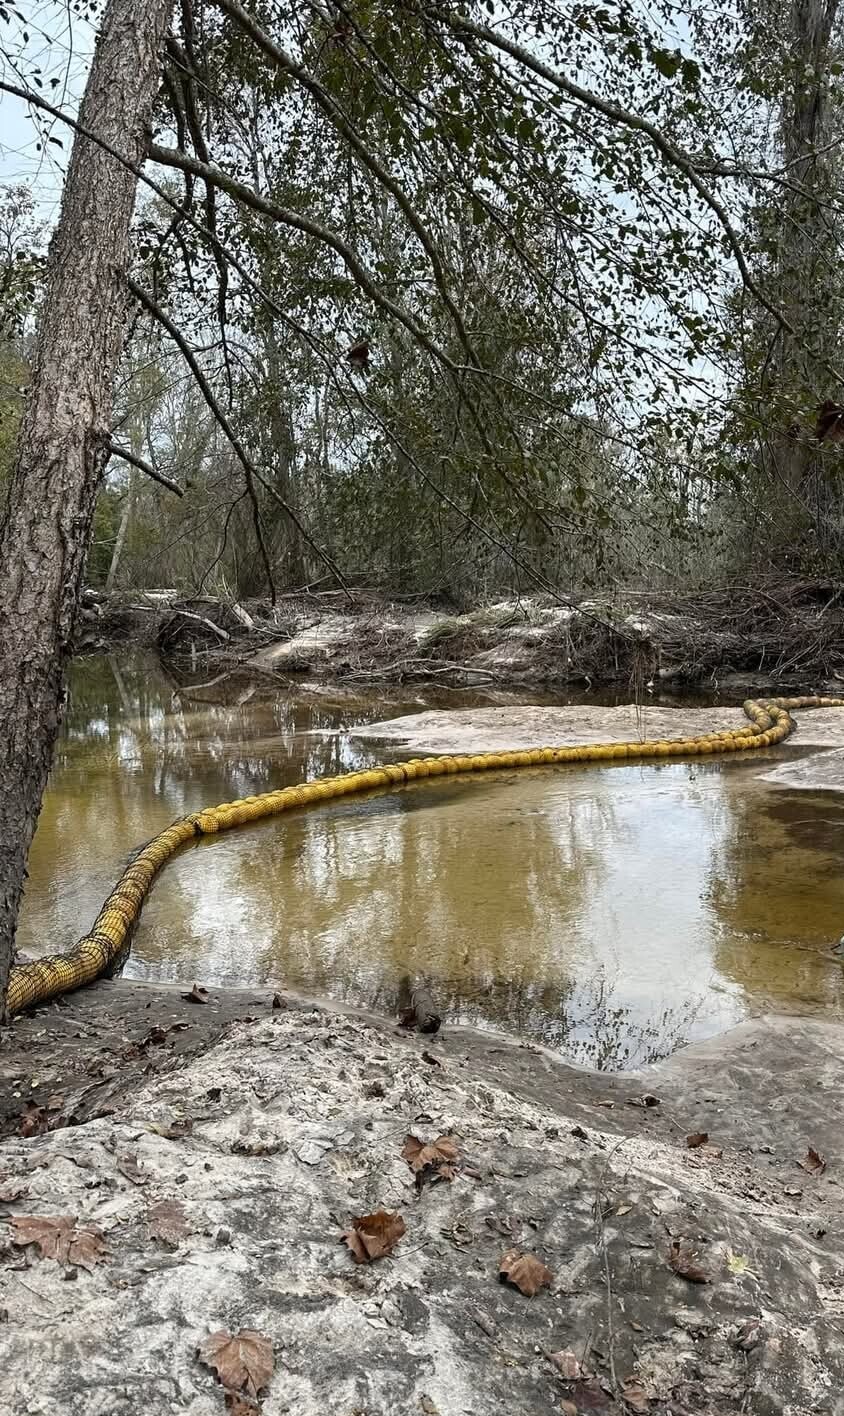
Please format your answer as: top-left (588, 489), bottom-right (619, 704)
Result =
top-left (0, 1), bottom-right (95, 219)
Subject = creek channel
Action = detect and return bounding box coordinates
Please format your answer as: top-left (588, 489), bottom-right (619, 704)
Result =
top-left (16, 651), bottom-right (844, 1068)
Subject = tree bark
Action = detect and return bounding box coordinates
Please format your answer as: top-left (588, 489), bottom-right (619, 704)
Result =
top-left (769, 0), bottom-right (840, 496)
top-left (0, 0), bottom-right (174, 1018)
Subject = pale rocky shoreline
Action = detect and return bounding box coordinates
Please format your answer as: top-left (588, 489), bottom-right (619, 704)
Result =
top-left (2, 986), bottom-right (844, 1415)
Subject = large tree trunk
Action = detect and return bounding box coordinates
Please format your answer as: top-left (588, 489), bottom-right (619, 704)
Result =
top-left (769, 0), bottom-right (840, 497)
top-left (0, 0), bottom-right (174, 1018)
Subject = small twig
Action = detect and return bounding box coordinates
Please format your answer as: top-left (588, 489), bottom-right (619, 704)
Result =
top-left (593, 1136), bottom-right (631, 1396)
top-left (10, 1273), bottom-right (54, 1314)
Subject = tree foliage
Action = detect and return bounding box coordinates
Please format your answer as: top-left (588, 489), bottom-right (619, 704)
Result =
top-left (5, 0), bottom-right (844, 600)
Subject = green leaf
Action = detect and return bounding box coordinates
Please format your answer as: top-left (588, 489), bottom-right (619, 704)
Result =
top-left (651, 48), bottom-right (682, 79)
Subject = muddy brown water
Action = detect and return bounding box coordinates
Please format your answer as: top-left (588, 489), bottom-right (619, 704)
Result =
top-left (16, 652), bottom-right (844, 1069)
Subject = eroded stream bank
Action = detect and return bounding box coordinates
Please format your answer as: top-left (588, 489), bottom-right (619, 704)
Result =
top-left (78, 581), bottom-right (844, 697)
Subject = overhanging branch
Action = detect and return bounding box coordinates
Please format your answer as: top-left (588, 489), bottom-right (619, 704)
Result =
top-left (104, 438), bottom-right (184, 496)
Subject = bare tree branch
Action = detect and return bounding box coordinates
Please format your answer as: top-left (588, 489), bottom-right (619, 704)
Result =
top-left (146, 140), bottom-right (461, 376)
top-left (127, 274), bottom-right (349, 596)
top-left (214, 0), bottom-right (477, 367)
top-left (424, 3), bottom-right (844, 387)
top-left (103, 437), bottom-right (185, 496)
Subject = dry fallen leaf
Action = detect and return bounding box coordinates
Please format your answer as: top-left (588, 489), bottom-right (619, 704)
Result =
top-left (11, 1215), bottom-right (106, 1270)
top-left (197, 1329), bottom-right (274, 1398)
top-left (545, 1348), bottom-right (582, 1379)
top-left (147, 1199), bottom-right (190, 1246)
top-left (117, 1153), bottom-right (150, 1186)
top-left (727, 1249), bottom-right (753, 1277)
top-left (18, 1102), bottom-right (49, 1138)
top-left (271, 993), bottom-right (284, 1010)
top-left (800, 1147), bottom-right (827, 1175)
top-left (627, 1093), bottom-right (660, 1110)
top-left (565, 1379), bottom-right (613, 1411)
top-left (182, 984), bottom-right (210, 1005)
top-left (560, 1403), bottom-right (578, 1416)
top-left (622, 1378), bottom-right (650, 1412)
top-left (341, 1210), bottom-right (406, 1263)
top-left (421, 1050), bottom-right (441, 1067)
top-left (668, 1239), bottom-right (710, 1284)
top-left (498, 1248), bottom-right (553, 1296)
top-left (224, 1393), bottom-right (260, 1415)
top-left (401, 1134), bottom-right (459, 1185)
top-left (686, 1132), bottom-right (709, 1149)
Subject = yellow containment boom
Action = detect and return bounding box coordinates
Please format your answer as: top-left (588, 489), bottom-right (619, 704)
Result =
top-left (7, 695), bottom-right (844, 1016)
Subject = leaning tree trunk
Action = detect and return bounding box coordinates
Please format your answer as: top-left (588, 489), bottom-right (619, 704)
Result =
top-left (0, 0), bottom-right (174, 1018)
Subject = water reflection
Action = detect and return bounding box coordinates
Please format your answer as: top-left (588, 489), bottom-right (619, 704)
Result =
top-left (707, 768), bottom-right (844, 1014)
top-left (16, 653), bottom-right (844, 1069)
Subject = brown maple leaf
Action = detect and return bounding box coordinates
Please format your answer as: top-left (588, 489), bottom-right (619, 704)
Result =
top-left (147, 1199), bottom-right (190, 1245)
top-left (401, 1134), bottom-right (459, 1185)
top-left (341, 1210), bottom-right (406, 1263)
top-left (11, 1215), bottom-right (106, 1270)
top-left (197, 1329), bottom-right (274, 1398)
top-left (800, 1146), bottom-right (827, 1175)
top-left (498, 1248), bottom-right (553, 1296)
top-left (668, 1239), bottom-right (710, 1284)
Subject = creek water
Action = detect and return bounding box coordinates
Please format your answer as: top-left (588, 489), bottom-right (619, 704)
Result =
top-left (16, 651), bottom-right (844, 1069)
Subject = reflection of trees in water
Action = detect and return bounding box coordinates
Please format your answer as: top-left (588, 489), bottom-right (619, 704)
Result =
top-left (45, 652), bottom-right (708, 1070)
top-left (59, 651), bottom-right (390, 800)
top-left (343, 967), bottom-right (700, 1071)
top-left (128, 760), bottom-right (700, 1070)
top-left (705, 775), bottom-right (844, 1012)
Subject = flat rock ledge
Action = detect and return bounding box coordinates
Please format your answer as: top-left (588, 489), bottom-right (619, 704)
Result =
top-left (1, 988), bottom-right (844, 1415)
top-left (354, 701), bottom-right (844, 756)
